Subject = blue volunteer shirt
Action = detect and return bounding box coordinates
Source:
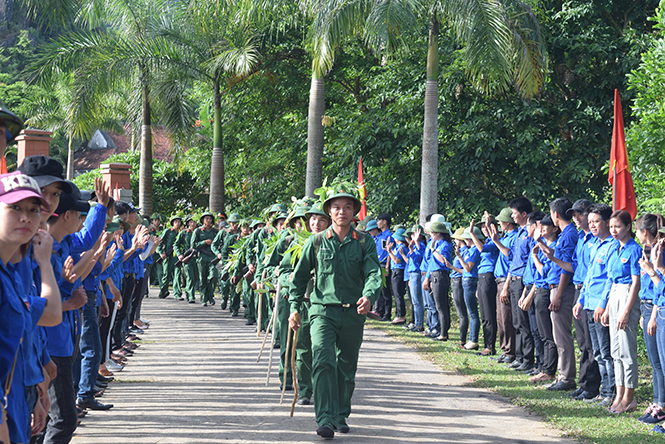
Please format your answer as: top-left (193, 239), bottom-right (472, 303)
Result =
top-left (374, 229), bottom-right (393, 264)
top-left (390, 243), bottom-right (407, 270)
top-left (545, 223), bottom-right (577, 286)
top-left (508, 226), bottom-right (530, 277)
top-left (573, 230), bottom-right (594, 286)
top-left (535, 240), bottom-right (556, 289)
top-left (428, 239), bottom-right (453, 276)
top-left (407, 241), bottom-right (425, 274)
top-left (478, 239), bottom-right (499, 275)
top-left (599, 238), bottom-right (642, 308)
top-left (494, 229), bottom-right (517, 278)
top-left (578, 236), bottom-right (616, 310)
top-left (421, 239), bottom-right (433, 276)
top-left (462, 245), bottom-right (480, 278)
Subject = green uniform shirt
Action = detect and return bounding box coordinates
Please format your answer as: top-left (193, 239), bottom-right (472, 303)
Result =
top-left (158, 227), bottom-right (179, 255)
top-left (289, 226), bottom-right (381, 313)
top-left (174, 228), bottom-right (194, 257)
top-left (211, 228), bottom-right (231, 257)
top-left (190, 226), bottom-right (219, 259)
top-left (267, 229), bottom-right (296, 288)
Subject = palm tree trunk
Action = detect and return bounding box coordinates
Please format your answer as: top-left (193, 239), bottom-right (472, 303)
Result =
top-left (305, 72), bottom-right (325, 197)
top-left (66, 135), bottom-right (74, 180)
top-left (419, 14), bottom-right (439, 225)
top-left (139, 81), bottom-right (153, 214)
top-left (209, 80), bottom-right (225, 212)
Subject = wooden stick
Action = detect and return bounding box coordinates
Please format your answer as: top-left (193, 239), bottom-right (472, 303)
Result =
top-left (265, 281), bottom-right (281, 385)
top-left (256, 290), bottom-right (263, 338)
top-left (290, 329), bottom-right (299, 417)
top-left (257, 293), bottom-right (278, 362)
top-left (279, 327), bottom-right (293, 405)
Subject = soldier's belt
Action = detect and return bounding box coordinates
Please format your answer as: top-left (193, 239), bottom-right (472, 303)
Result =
top-left (342, 303), bottom-right (351, 308)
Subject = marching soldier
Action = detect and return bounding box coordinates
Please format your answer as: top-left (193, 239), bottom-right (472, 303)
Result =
top-left (227, 219), bottom-right (251, 316)
top-left (157, 215), bottom-right (182, 299)
top-left (174, 216), bottom-right (197, 302)
top-left (150, 213), bottom-right (164, 289)
top-left (191, 211), bottom-right (219, 306)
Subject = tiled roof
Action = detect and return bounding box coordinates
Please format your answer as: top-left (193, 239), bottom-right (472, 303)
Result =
top-left (73, 126), bottom-right (176, 171)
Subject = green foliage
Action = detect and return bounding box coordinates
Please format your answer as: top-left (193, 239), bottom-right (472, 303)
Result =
top-left (285, 228), bottom-right (314, 266)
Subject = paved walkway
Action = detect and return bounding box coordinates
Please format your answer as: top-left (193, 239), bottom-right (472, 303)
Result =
top-left (72, 290), bottom-right (577, 443)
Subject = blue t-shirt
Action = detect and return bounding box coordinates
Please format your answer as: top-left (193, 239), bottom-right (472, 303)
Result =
top-left (478, 239), bottom-right (499, 275)
top-left (495, 229), bottom-right (518, 278)
top-left (374, 229), bottom-right (393, 264)
top-left (535, 240), bottom-right (556, 289)
top-left (390, 243), bottom-right (407, 270)
top-left (573, 230), bottom-right (595, 285)
top-left (407, 241), bottom-right (425, 274)
top-left (428, 239), bottom-right (453, 275)
top-left (545, 223), bottom-right (577, 286)
top-left (579, 236), bottom-right (616, 310)
top-left (462, 245), bottom-right (480, 278)
top-left (509, 226), bottom-right (530, 277)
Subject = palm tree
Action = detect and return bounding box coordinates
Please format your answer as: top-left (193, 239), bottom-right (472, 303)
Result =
top-left (32, 0), bottom-right (194, 215)
top-left (24, 73), bottom-right (123, 179)
top-left (418, 0), bottom-right (547, 223)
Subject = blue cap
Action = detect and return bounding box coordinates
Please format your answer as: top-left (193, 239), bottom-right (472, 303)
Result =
top-left (366, 219), bottom-right (378, 231)
top-left (393, 228), bottom-right (406, 242)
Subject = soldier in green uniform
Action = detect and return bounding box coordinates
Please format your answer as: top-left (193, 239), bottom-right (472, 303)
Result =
top-left (295, 202), bottom-right (331, 405)
top-left (191, 211), bottom-right (219, 306)
top-left (255, 211), bottom-right (288, 332)
top-left (225, 218), bottom-right (250, 316)
top-left (243, 218), bottom-right (267, 324)
top-left (289, 190), bottom-right (381, 439)
top-left (267, 208), bottom-right (306, 389)
top-left (213, 213), bottom-right (241, 310)
top-left (174, 216), bottom-right (197, 302)
top-left (149, 213), bottom-right (164, 289)
top-left (157, 215), bottom-right (182, 298)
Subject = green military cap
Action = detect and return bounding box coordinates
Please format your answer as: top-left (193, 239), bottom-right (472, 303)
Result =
top-left (451, 227), bottom-right (465, 239)
top-left (106, 219), bottom-right (120, 234)
top-left (393, 224), bottom-right (405, 232)
top-left (287, 207), bottom-right (308, 228)
top-left (0, 107), bottom-right (24, 144)
top-left (250, 219), bottom-right (264, 228)
top-left (200, 211), bottom-right (214, 224)
top-left (305, 202), bottom-right (328, 218)
top-left (429, 221), bottom-right (450, 234)
top-left (323, 188), bottom-right (362, 216)
top-left (269, 203), bottom-right (287, 214)
top-left (461, 226), bottom-right (484, 240)
top-left (170, 214), bottom-right (183, 225)
top-left (112, 215), bottom-right (130, 233)
top-left (150, 212), bottom-right (162, 221)
top-left (495, 207), bottom-right (513, 223)
top-left (272, 211), bottom-right (288, 227)
top-left (183, 215), bottom-right (192, 224)
top-left (141, 217), bottom-right (149, 228)
top-left (228, 213), bottom-right (242, 223)
top-left (405, 224), bottom-right (422, 236)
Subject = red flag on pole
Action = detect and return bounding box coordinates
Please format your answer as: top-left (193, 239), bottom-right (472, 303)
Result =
top-left (357, 157), bottom-right (367, 220)
top-left (0, 156), bottom-right (6, 174)
top-left (608, 89), bottom-right (637, 220)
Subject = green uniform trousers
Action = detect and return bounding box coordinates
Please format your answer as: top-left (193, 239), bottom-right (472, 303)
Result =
top-left (152, 254), bottom-right (164, 288)
top-left (184, 260), bottom-right (198, 301)
top-left (159, 257), bottom-right (177, 298)
top-left (277, 290), bottom-right (293, 386)
top-left (310, 304), bottom-right (365, 428)
top-left (256, 289), bottom-right (269, 331)
top-left (173, 262), bottom-right (183, 299)
top-left (243, 280), bottom-right (255, 322)
top-left (197, 257), bottom-right (216, 304)
top-left (296, 302), bottom-right (312, 399)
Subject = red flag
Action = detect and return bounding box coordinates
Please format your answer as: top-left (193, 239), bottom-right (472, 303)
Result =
top-left (357, 157), bottom-right (367, 220)
top-left (0, 155), bottom-right (6, 174)
top-left (608, 89), bottom-right (637, 220)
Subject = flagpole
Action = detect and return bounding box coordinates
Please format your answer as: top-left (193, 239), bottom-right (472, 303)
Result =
top-left (612, 166), bottom-right (616, 211)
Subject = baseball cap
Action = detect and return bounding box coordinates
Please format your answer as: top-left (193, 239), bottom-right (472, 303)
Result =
top-left (54, 191), bottom-right (90, 216)
top-left (0, 172), bottom-right (50, 210)
top-left (541, 214), bottom-right (554, 226)
top-left (18, 155), bottom-right (73, 194)
top-left (567, 199), bottom-right (592, 215)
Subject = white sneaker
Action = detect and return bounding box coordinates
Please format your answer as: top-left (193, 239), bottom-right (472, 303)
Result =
top-left (463, 341), bottom-right (479, 350)
top-left (140, 318), bottom-right (150, 324)
top-left (105, 360), bottom-right (124, 372)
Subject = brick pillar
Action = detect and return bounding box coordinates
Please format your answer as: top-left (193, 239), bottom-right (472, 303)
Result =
top-left (16, 129), bottom-right (53, 167)
top-left (101, 163), bottom-right (132, 203)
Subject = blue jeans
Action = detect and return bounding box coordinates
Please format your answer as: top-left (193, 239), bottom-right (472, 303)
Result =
top-left (642, 301), bottom-right (665, 406)
top-left (655, 307), bottom-right (665, 408)
top-left (409, 272), bottom-right (424, 328)
top-left (462, 277), bottom-right (480, 343)
top-left (77, 291), bottom-right (103, 400)
top-left (422, 278), bottom-right (439, 335)
top-left (587, 310), bottom-right (615, 398)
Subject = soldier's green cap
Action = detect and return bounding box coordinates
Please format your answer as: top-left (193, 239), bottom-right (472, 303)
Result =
top-left (305, 202), bottom-right (328, 218)
top-left (250, 219), bottom-right (264, 228)
top-left (200, 211), bottom-right (214, 223)
top-left (111, 216), bottom-right (130, 233)
top-left (451, 227), bottom-right (465, 239)
top-left (150, 213), bottom-right (162, 220)
top-left (228, 213), bottom-right (242, 223)
top-left (393, 224), bottom-right (405, 232)
top-left (322, 188), bottom-right (362, 216)
top-left (170, 214), bottom-right (183, 224)
top-left (287, 207), bottom-right (308, 228)
top-left (405, 224), bottom-right (423, 235)
top-left (461, 226), bottom-right (484, 240)
top-left (141, 217), bottom-right (149, 228)
top-left (269, 203), bottom-right (287, 214)
top-left (184, 215), bottom-right (193, 224)
top-left (495, 207), bottom-right (513, 223)
top-left (272, 212), bottom-right (288, 227)
top-left (106, 220), bottom-right (120, 234)
top-left (430, 221), bottom-right (450, 234)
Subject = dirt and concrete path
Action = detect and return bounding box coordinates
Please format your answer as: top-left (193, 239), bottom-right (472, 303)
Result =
top-left (72, 290), bottom-right (577, 443)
